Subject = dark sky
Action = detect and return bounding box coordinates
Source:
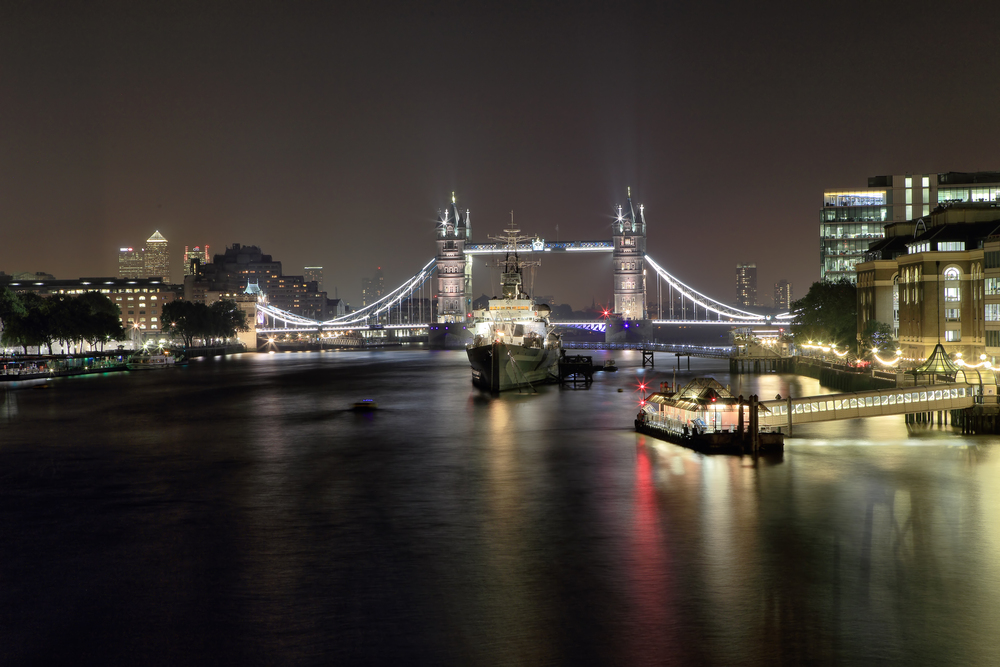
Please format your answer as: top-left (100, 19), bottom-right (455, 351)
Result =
top-left (3, 1), bottom-right (1000, 309)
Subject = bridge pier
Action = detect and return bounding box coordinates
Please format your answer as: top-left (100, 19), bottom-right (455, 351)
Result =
top-left (673, 352), bottom-right (690, 371)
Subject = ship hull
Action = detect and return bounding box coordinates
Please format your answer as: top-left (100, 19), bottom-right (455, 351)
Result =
top-left (467, 342), bottom-right (559, 392)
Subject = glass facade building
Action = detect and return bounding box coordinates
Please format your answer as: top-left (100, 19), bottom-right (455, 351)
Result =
top-left (821, 172), bottom-right (1000, 283)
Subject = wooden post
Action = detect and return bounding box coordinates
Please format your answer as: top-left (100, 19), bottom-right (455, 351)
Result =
top-left (786, 394), bottom-right (793, 436)
top-left (737, 395), bottom-right (745, 443)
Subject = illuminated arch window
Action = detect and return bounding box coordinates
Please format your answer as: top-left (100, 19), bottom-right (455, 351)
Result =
top-left (943, 267), bottom-right (960, 280)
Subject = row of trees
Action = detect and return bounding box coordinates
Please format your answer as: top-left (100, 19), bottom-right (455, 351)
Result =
top-left (790, 279), bottom-right (896, 356)
top-left (160, 299), bottom-right (249, 348)
top-left (0, 288), bottom-right (125, 353)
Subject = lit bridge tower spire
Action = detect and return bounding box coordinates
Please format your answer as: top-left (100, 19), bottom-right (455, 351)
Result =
top-left (435, 192), bottom-right (470, 323)
top-left (612, 186), bottom-right (646, 319)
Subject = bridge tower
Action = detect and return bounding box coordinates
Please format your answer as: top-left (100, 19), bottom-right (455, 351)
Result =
top-left (612, 188), bottom-right (646, 320)
top-left (435, 193), bottom-right (470, 323)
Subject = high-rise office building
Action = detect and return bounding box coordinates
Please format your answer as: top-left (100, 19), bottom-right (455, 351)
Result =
top-left (821, 171), bottom-right (1000, 283)
top-left (736, 263), bottom-right (757, 308)
top-left (774, 279), bottom-right (793, 310)
top-left (183, 245), bottom-right (210, 276)
top-left (362, 267), bottom-right (385, 307)
top-left (144, 230), bottom-right (170, 282)
top-left (118, 247), bottom-right (143, 279)
top-left (304, 266), bottom-right (323, 292)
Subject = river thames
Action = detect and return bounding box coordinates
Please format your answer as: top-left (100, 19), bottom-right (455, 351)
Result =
top-left (3, 349), bottom-right (1000, 665)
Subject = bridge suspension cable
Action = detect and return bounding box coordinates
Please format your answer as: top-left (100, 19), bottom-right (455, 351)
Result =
top-left (645, 255), bottom-right (792, 322)
top-left (258, 258), bottom-right (437, 328)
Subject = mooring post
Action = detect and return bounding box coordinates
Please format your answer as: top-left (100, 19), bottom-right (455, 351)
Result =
top-left (786, 394), bottom-right (793, 436)
top-left (737, 394), bottom-right (745, 442)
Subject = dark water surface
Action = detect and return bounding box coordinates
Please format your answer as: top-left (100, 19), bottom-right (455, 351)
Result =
top-left (3, 350), bottom-right (1000, 665)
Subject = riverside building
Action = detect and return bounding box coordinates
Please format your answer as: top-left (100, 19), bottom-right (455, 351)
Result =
top-left (822, 171), bottom-right (1000, 283)
top-left (856, 204), bottom-right (1000, 363)
top-left (4, 277), bottom-right (178, 337)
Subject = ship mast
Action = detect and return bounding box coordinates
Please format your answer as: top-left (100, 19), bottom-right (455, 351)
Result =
top-left (488, 211), bottom-right (537, 300)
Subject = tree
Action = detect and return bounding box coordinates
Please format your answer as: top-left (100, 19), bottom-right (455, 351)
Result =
top-left (161, 300), bottom-right (202, 348)
top-left (861, 319), bottom-right (896, 357)
top-left (208, 300), bottom-right (249, 342)
top-left (790, 280), bottom-right (858, 350)
top-left (161, 299), bottom-right (249, 348)
top-left (0, 288), bottom-right (27, 349)
top-left (77, 291), bottom-right (126, 350)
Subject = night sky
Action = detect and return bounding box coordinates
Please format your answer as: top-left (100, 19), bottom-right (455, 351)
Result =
top-left (3, 1), bottom-right (1000, 310)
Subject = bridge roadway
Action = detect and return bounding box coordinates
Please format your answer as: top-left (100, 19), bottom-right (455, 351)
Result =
top-left (758, 383), bottom-right (974, 429)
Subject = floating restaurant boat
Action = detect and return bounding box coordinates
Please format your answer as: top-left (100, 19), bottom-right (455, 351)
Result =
top-left (635, 377), bottom-right (783, 454)
top-left (467, 224), bottom-right (561, 392)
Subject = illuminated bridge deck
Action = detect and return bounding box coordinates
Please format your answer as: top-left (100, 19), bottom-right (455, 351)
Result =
top-left (465, 240), bottom-right (613, 254)
top-left (759, 384), bottom-right (974, 428)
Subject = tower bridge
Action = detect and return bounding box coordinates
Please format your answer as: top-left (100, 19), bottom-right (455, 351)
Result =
top-left (255, 191), bottom-right (793, 340)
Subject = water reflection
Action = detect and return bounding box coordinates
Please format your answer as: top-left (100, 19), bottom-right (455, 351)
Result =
top-left (2, 351), bottom-right (1000, 664)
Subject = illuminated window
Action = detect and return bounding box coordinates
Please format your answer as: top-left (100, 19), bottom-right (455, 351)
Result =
top-left (905, 189), bottom-right (913, 204)
top-left (922, 176), bottom-right (929, 187)
top-left (905, 177), bottom-right (913, 188)
top-left (906, 205), bottom-right (913, 219)
top-left (945, 330), bottom-right (961, 341)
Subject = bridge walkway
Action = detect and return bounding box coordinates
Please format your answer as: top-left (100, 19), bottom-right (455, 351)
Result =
top-left (759, 383), bottom-right (974, 429)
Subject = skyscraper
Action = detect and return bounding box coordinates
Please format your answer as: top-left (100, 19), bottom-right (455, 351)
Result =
top-left (774, 279), bottom-right (793, 310)
top-left (736, 263), bottom-right (757, 308)
top-left (144, 230), bottom-right (170, 282)
top-left (362, 267), bottom-right (385, 307)
top-left (118, 247), bottom-right (143, 279)
top-left (183, 245), bottom-right (210, 276)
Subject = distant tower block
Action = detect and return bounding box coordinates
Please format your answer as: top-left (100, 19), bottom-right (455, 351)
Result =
top-left (144, 230), bottom-right (170, 282)
top-left (118, 247), bottom-right (143, 279)
top-left (435, 193), bottom-right (470, 323)
top-left (183, 245), bottom-right (210, 276)
top-left (612, 187), bottom-right (646, 319)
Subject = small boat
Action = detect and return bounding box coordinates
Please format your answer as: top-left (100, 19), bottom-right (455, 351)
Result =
top-left (603, 360), bottom-right (618, 372)
top-left (351, 399), bottom-right (378, 411)
top-left (127, 351), bottom-right (178, 370)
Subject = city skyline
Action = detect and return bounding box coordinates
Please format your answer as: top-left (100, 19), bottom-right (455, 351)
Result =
top-left (4, 3), bottom-right (1000, 309)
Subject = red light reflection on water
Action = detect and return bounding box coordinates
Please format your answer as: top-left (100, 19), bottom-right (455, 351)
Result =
top-left (626, 439), bottom-right (674, 659)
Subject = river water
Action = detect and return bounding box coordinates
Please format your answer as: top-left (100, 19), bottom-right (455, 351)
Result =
top-left (2, 349), bottom-right (999, 665)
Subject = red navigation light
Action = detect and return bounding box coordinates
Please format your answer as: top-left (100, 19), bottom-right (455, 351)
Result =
top-left (601, 309), bottom-right (610, 319)
top-left (636, 380), bottom-right (648, 393)
top-left (639, 399), bottom-right (646, 407)
top-left (711, 396), bottom-right (717, 402)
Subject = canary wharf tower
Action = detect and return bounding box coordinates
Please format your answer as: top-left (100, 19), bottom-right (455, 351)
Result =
top-left (144, 230), bottom-right (170, 283)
